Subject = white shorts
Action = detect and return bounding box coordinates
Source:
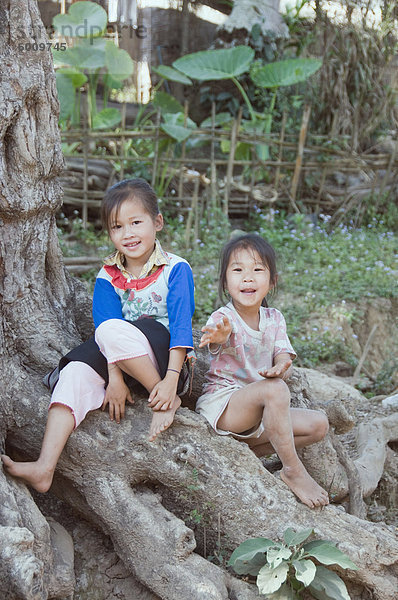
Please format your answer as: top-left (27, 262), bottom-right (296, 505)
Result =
top-left (196, 386), bottom-right (264, 440)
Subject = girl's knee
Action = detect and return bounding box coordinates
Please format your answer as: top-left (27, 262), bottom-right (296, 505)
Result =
top-left (262, 378), bottom-right (290, 405)
top-left (95, 319), bottom-right (116, 346)
top-left (313, 411), bottom-right (329, 441)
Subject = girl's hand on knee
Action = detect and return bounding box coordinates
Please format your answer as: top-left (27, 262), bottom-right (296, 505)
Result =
top-left (102, 380), bottom-right (134, 424)
top-left (259, 358), bottom-right (292, 379)
top-left (199, 317), bottom-right (232, 348)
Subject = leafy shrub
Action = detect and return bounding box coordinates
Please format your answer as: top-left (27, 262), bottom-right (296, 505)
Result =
top-left (228, 528), bottom-right (357, 599)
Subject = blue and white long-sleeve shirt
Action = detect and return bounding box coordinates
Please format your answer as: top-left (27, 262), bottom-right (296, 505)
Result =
top-left (92, 245), bottom-right (195, 350)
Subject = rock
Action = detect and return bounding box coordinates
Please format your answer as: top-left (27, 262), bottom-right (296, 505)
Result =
top-left (382, 394), bottom-right (398, 409)
top-left (47, 517), bottom-right (75, 598)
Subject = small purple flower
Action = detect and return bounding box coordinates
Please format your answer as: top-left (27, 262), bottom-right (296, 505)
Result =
top-left (151, 292), bottom-right (162, 303)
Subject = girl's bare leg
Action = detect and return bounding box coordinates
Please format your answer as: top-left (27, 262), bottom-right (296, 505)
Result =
top-left (1, 405), bottom-right (75, 493)
top-left (116, 355), bottom-right (180, 441)
top-left (218, 380), bottom-right (329, 508)
top-left (248, 407), bottom-right (329, 457)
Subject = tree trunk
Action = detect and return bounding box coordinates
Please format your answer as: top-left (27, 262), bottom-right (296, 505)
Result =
top-left (1, 2), bottom-right (398, 599)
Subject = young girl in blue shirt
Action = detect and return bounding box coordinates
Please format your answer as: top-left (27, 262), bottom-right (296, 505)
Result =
top-left (1, 178), bottom-right (195, 492)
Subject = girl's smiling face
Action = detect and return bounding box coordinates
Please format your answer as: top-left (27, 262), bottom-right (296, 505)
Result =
top-left (109, 197), bottom-right (163, 274)
top-left (225, 248), bottom-right (273, 311)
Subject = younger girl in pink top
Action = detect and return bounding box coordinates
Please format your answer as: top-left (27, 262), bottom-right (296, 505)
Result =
top-left (196, 233), bottom-right (329, 509)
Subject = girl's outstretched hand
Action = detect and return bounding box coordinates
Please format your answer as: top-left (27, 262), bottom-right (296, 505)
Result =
top-left (259, 357), bottom-right (292, 380)
top-left (199, 316), bottom-right (232, 348)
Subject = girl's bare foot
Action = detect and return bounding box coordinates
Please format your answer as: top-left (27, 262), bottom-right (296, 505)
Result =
top-left (148, 395), bottom-right (181, 442)
top-left (1, 455), bottom-right (54, 493)
top-left (280, 462), bottom-right (329, 509)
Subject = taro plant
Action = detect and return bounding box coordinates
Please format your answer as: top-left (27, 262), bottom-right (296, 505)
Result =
top-left (228, 528), bottom-right (358, 599)
top-left (157, 46), bottom-right (321, 159)
top-left (52, 1), bottom-right (134, 129)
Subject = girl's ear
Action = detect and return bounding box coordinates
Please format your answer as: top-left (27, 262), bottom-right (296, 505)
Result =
top-left (155, 213), bottom-right (164, 232)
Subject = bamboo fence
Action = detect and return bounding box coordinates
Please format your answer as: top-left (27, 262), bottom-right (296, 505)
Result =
top-left (60, 104), bottom-right (398, 229)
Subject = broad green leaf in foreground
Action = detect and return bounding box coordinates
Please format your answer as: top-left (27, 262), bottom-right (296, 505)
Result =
top-left (57, 68), bottom-right (88, 88)
top-left (56, 72), bottom-right (75, 120)
top-left (308, 565), bottom-right (350, 600)
top-left (232, 552), bottom-right (267, 576)
top-left (303, 541), bottom-right (358, 570)
top-left (292, 559), bottom-right (316, 586)
top-left (269, 583), bottom-right (298, 599)
top-left (152, 65), bottom-right (192, 85)
top-left (173, 46), bottom-right (254, 81)
top-left (53, 1), bottom-right (107, 38)
top-left (257, 562), bottom-right (289, 595)
top-left (228, 537), bottom-right (276, 568)
top-left (250, 58), bottom-right (322, 89)
top-left (284, 527), bottom-right (314, 547)
top-left (267, 546), bottom-right (292, 567)
top-left (105, 41), bottom-right (134, 82)
top-left (53, 44), bottom-right (105, 70)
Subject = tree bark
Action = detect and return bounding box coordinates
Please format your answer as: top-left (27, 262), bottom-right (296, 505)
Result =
top-left (1, 2), bottom-right (398, 600)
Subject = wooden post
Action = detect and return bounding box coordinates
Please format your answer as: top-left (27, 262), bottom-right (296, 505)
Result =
top-left (151, 110), bottom-right (161, 189)
top-left (210, 101), bottom-right (217, 209)
top-left (120, 102), bottom-right (127, 181)
top-left (178, 100), bottom-right (189, 200)
top-left (290, 104), bottom-right (311, 204)
top-left (224, 108), bottom-right (242, 216)
top-left (184, 176), bottom-right (200, 249)
top-left (193, 177), bottom-right (200, 244)
top-left (82, 99), bottom-right (89, 228)
top-left (274, 111), bottom-right (287, 190)
top-left (316, 167), bottom-right (327, 213)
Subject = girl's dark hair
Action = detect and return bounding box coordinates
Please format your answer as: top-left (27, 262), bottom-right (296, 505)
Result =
top-left (101, 178), bottom-right (159, 232)
top-left (219, 233), bottom-right (277, 307)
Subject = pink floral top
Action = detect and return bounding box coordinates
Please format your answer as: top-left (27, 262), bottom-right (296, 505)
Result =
top-left (201, 302), bottom-right (296, 396)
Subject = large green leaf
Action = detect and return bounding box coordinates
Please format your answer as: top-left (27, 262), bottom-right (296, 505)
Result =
top-left (228, 537), bottom-right (276, 568)
top-left (160, 112), bottom-right (197, 142)
top-left (292, 559), bottom-right (316, 587)
top-left (241, 119), bottom-right (269, 160)
top-left (173, 46), bottom-right (254, 81)
top-left (269, 583), bottom-right (298, 599)
top-left (152, 91), bottom-right (184, 115)
top-left (105, 41), bottom-right (134, 82)
top-left (92, 108), bottom-right (121, 130)
top-left (53, 44), bottom-right (105, 70)
top-left (250, 58), bottom-right (322, 89)
top-left (267, 546), bottom-right (292, 568)
top-left (102, 73), bottom-right (124, 90)
top-left (308, 566), bottom-right (350, 600)
top-left (200, 112), bottom-right (233, 128)
top-left (257, 562), bottom-right (289, 595)
top-left (303, 541), bottom-right (358, 570)
top-left (57, 68), bottom-right (87, 88)
top-left (284, 528), bottom-right (314, 547)
top-left (152, 65), bottom-right (192, 85)
top-left (55, 72), bottom-right (76, 120)
top-left (233, 552), bottom-right (268, 576)
top-left (53, 1), bottom-right (107, 38)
